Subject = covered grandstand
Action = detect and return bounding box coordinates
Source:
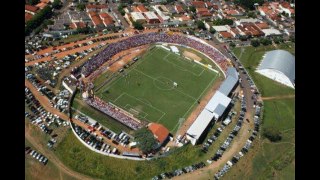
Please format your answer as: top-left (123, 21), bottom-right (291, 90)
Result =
top-left (186, 67), bottom-right (238, 145)
top-left (256, 50), bottom-right (295, 88)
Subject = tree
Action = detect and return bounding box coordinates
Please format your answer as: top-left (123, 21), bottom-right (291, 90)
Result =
top-left (139, 0), bottom-right (146, 3)
top-left (273, 36), bottom-right (283, 44)
top-left (133, 21), bottom-right (144, 30)
top-left (212, 18), bottom-right (234, 26)
top-left (247, 11), bottom-right (257, 18)
top-left (197, 21), bottom-right (206, 30)
top-left (263, 127), bottom-right (282, 142)
top-left (230, 42), bottom-right (236, 48)
top-left (251, 39), bottom-right (260, 47)
top-left (134, 128), bottom-right (158, 154)
top-left (76, 3), bottom-right (86, 11)
top-left (260, 38), bottom-right (272, 46)
top-left (189, 6), bottom-right (196, 13)
top-left (239, 35), bottom-right (248, 41)
top-left (234, 0), bottom-right (263, 10)
top-left (52, 0), bottom-right (62, 10)
top-left (210, 27), bottom-right (216, 34)
top-left (289, 35), bottom-right (295, 43)
top-left (29, 0), bottom-right (40, 5)
top-left (25, 6), bottom-right (53, 36)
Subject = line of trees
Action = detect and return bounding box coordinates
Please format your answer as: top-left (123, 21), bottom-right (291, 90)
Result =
top-left (212, 18), bottom-right (234, 26)
top-left (25, 6), bottom-right (53, 36)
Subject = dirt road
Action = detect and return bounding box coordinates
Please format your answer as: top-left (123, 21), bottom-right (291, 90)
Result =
top-left (174, 111), bottom-right (254, 180)
top-left (261, 95), bottom-right (295, 100)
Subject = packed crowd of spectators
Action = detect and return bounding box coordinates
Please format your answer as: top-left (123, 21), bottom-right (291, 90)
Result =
top-left (81, 32), bottom-right (228, 77)
top-left (85, 97), bottom-right (143, 130)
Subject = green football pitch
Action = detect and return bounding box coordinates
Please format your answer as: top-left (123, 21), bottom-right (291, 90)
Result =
top-left (96, 46), bottom-right (220, 133)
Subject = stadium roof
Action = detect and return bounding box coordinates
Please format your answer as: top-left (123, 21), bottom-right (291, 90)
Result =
top-left (205, 91), bottom-right (231, 119)
top-left (148, 123), bottom-right (169, 144)
top-left (219, 76), bottom-right (238, 96)
top-left (186, 109), bottom-right (215, 145)
top-left (227, 67), bottom-right (238, 79)
top-left (219, 67), bottom-right (238, 96)
top-left (257, 50), bottom-right (295, 84)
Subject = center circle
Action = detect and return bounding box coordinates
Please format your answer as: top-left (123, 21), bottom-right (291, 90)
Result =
top-left (153, 76), bottom-right (175, 90)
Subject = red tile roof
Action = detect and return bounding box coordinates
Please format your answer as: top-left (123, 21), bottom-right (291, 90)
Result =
top-left (99, 13), bottom-right (112, 19)
top-left (220, 31), bottom-right (233, 38)
top-left (71, 22), bottom-right (86, 29)
top-left (103, 18), bottom-right (114, 25)
top-left (225, 9), bottom-right (239, 15)
top-left (25, 5), bottom-right (39, 13)
top-left (148, 123), bottom-right (169, 143)
top-left (199, 11), bottom-right (212, 17)
top-left (192, 1), bottom-right (206, 8)
top-left (175, 5), bottom-right (184, 13)
top-left (86, 4), bottom-right (108, 10)
top-left (40, 0), bottom-right (50, 3)
top-left (255, 22), bottom-right (269, 29)
top-left (196, 7), bottom-right (209, 13)
top-left (25, 13), bottom-right (33, 22)
top-left (137, 4), bottom-right (148, 12)
top-left (212, 5), bottom-right (219, 10)
top-left (36, 2), bottom-right (47, 9)
top-left (281, 2), bottom-right (290, 9)
top-left (205, 2), bottom-right (214, 8)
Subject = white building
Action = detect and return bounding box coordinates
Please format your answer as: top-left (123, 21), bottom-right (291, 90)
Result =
top-left (212, 25), bottom-right (230, 32)
top-left (131, 12), bottom-right (146, 23)
top-left (261, 28), bottom-right (282, 36)
top-left (256, 50), bottom-right (295, 88)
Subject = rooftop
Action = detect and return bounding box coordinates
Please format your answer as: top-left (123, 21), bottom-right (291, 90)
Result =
top-left (148, 123), bottom-right (169, 143)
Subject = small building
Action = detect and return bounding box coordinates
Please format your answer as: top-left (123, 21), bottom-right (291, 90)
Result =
top-left (131, 12), bottom-right (146, 23)
top-left (144, 11), bottom-right (160, 24)
top-left (261, 28), bottom-right (282, 37)
top-left (148, 123), bottom-right (170, 146)
top-left (137, 4), bottom-right (148, 12)
top-left (25, 5), bottom-right (39, 15)
top-left (174, 5), bottom-right (185, 14)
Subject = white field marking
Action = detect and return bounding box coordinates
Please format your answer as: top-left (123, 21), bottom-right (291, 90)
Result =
top-left (163, 54), bottom-right (204, 77)
top-left (171, 71), bottom-right (218, 132)
top-left (125, 104), bottom-right (149, 118)
top-left (113, 92), bottom-right (126, 103)
top-left (133, 69), bottom-right (198, 101)
top-left (121, 92), bottom-right (166, 121)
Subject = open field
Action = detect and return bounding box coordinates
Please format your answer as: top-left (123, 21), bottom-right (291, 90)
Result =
top-left (222, 43), bottom-right (295, 180)
top-left (232, 44), bottom-right (295, 97)
top-left (95, 46), bottom-right (219, 132)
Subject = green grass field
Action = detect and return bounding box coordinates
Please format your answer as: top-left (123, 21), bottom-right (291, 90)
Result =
top-left (232, 44), bottom-right (295, 97)
top-left (95, 46), bottom-right (219, 132)
top-left (222, 43), bottom-right (295, 180)
top-left (54, 100), bottom-right (242, 180)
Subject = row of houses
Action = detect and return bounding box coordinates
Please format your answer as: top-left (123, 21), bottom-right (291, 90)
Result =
top-left (205, 18), bottom-right (282, 42)
top-left (25, 0), bottom-right (53, 23)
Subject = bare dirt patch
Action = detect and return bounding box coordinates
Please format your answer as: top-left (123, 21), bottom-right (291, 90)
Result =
top-left (183, 51), bottom-right (202, 61)
top-left (174, 75), bottom-right (223, 138)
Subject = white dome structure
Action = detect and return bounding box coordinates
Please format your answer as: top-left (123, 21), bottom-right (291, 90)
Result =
top-left (256, 50), bottom-right (295, 88)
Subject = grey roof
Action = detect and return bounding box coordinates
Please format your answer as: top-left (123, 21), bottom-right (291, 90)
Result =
top-left (218, 76), bottom-right (238, 96)
top-left (214, 104), bottom-right (226, 116)
top-left (258, 50), bottom-right (295, 83)
top-left (205, 91), bottom-right (231, 118)
top-left (226, 67), bottom-right (238, 80)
